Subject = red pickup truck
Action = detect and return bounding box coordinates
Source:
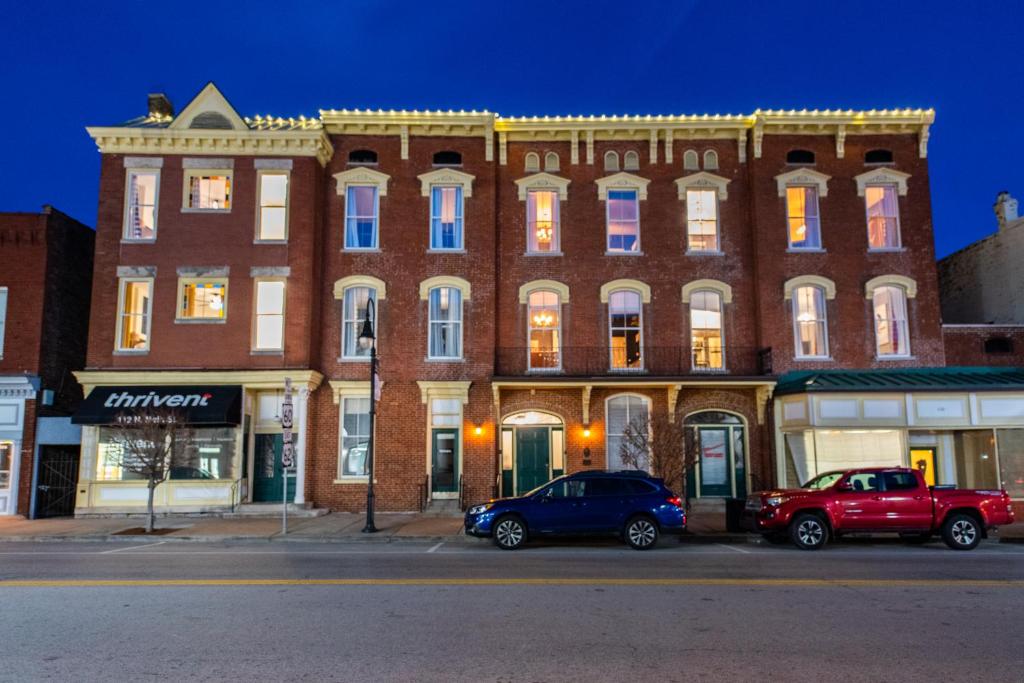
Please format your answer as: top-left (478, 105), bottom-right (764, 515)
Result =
top-left (743, 467), bottom-right (1014, 550)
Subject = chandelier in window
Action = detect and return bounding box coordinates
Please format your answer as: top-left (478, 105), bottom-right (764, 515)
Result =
top-left (532, 311), bottom-right (555, 327)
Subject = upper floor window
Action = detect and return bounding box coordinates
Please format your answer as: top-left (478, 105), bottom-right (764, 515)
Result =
top-left (872, 285), bottom-right (910, 357)
top-left (524, 152), bottom-right (540, 173)
top-left (703, 150), bottom-right (719, 170)
top-left (865, 149), bottom-right (894, 165)
top-left (117, 278), bottom-right (152, 352)
top-left (124, 170), bottom-right (159, 240)
top-left (623, 151), bottom-right (640, 171)
top-left (786, 149), bottom-right (815, 165)
top-left (786, 186), bottom-right (821, 249)
top-left (683, 150), bottom-right (699, 171)
top-left (428, 286), bottom-right (463, 359)
top-left (184, 170), bottom-right (231, 211)
top-left (604, 151), bottom-right (620, 172)
top-left (527, 190), bottom-right (560, 253)
top-left (690, 290), bottom-right (724, 371)
top-left (0, 287), bottom-right (8, 357)
top-left (348, 149), bottom-right (378, 165)
top-left (544, 152), bottom-right (560, 172)
top-left (344, 186), bottom-right (379, 249)
top-left (178, 279), bottom-right (227, 321)
top-left (528, 290), bottom-right (561, 371)
top-left (865, 185), bottom-right (901, 249)
top-left (433, 151), bottom-right (462, 166)
top-left (430, 186), bottom-right (464, 250)
top-left (608, 289), bottom-right (643, 370)
top-left (686, 189), bottom-right (719, 252)
top-left (792, 285), bottom-right (828, 358)
top-left (607, 189), bottom-right (640, 253)
top-left (342, 286), bottom-right (376, 359)
top-left (253, 279), bottom-right (285, 352)
top-left (257, 172), bottom-right (289, 241)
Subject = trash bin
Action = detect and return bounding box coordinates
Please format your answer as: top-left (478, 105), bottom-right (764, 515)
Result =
top-left (725, 498), bottom-right (745, 533)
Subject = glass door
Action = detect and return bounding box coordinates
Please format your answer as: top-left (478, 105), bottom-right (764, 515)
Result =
top-left (698, 427), bottom-right (732, 497)
top-left (431, 429), bottom-right (459, 494)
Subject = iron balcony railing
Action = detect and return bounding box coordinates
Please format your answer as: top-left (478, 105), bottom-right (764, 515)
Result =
top-left (495, 346), bottom-right (772, 378)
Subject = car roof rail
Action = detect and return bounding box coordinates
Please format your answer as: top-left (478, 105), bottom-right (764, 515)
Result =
top-left (572, 469), bottom-right (652, 478)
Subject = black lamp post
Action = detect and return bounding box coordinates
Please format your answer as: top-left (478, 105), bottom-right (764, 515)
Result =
top-left (358, 298), bottom-right (378, 533)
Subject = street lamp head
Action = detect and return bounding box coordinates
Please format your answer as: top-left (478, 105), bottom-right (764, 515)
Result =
top-left (358, 299), bottom-right (376, 350)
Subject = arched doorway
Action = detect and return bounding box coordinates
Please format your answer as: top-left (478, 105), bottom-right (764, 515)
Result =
top-left (684, 410), bottom-right (747, 499)
top-left (500, 411), bottom-right (565, 496)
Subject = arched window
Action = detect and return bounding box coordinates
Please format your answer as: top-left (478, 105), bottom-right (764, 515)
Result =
top-left (865, 149), bottom-right (894, 164)
top-left (341, 286), bottom-right (377, 358)
top-left (544, 152), bottom-right (560, 172)
top-left (608, 290), bottom-right (643, 370)
top-left (189, 112), bottom-right (233, 130)
top-left (348, 149), bottom-right (378, 165)
top-left (792, 285), bottom-right (828, 358)
top-left (623, 151), bottom-right (640, 171)
top-left (604, 151), bottom-right (620, 172)
top-left (703, 150), bottom-right (719, 170)
top-left (433, 150), bottom-right (462, 166)
top-left (528, 290), bottom-right (561, 370)
top-left (690, 290), bottom-right (724, 371)
top-left (606, 395), bottom-right (650, 470)
top-left (524, 152), bottom-right (540, 173)
top-left (683, 149), bottom-right (699, 171)
top-left (872, 285), bottom-right (910, 357)
top-left (684, 410), bottom-right (746, 498)
top-left (428, 286), bottom-right (463, 358)
top-left (786, 149), bottom-right (816, 165)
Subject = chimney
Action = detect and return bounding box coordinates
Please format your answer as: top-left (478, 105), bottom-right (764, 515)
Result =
top-left (994, 191), bottom-right (1019, 231)
top-left (147, 93), bottom-right (174, 119)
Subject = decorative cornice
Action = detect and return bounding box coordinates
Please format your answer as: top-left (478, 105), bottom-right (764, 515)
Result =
top-left (333, 167), bottom-right (391, 196)
top-left (682, 279), bottom-right (733, 304)
top-left (333, 275), bottom-right (387, 300)
top-left (74, 369), bottom-right (324, 393)
top-left (854, 168), bottom-right (912, 196)
top-left (784, 275), bottom-right (837, 300)
top-left (599, 279), bottom-right (651, 304)
top-left (419, 275), bottom-right (472, 301)
top-left (865, 274), bottom-right (918, 299)
top-left (514, 172), bottom-right (570, 201)
top-left (595, 172), bottom-right (651, 201)
top-left (518, 279), bottom-right (570, 303)
top-left (675, 171), bottom-right (731, 201)
top-left (775, 168), bottom-right (832, 198)
top-left (416, 380), bottom-right (472, 404)
top-left (417, 168), bottom-right (475, 198)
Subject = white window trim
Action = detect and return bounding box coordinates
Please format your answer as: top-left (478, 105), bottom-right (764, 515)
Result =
top-left (0, 287), bottom-right (8, 359)
top-left (255, 170), bottom-right (290, 243)
top-left (526, 289), bottom-right (563, 372)
top-left (607, 289), bottom-right (645, 372)
top-left (603, 187), bottom-right (642, 254)
top-left (340, 285), bottom-right (377, 361)
top-left (515, 172), bottom-right (570, 201)
top-left (330, 381), bottom-right (373, 483)
top-left (175, 277), bottom-right (229, 323)
top-left (251, 277), bottom-right (286, 353)
top-left (123, 168), bottom-right (160, 242)
top-left (181, 169), bottom-right (233, 212)
top-left (864, 274), bottom-right (918, 300)
top-left (677, 177), bottom-right (728, 254)
top-left (863, 183), bottom-right (903, 251)
top-left (523, 186), bottom-right (564, 255)
top-left (427, 286), bottom-right (464, 361)
top-left (681, 279), bottom-right (732, 305)
top-left (870, 285), bottom-right (913, 359)
top-left (115, 277), bottom-right (154, 353)
top-left (791, 285), bottom-right (831, 360)
top-left (774, 168), bottom-right (831, 197)
top-left (605, 393), bottom-right (651, 469)
top-left (854, 167), bottom-right (911, 197)
top-left (417, 168), bottom-right (475, 197)
top-left (783, 184), bottom-right (824, 251)
top-left (688, 289), bottom-right (727, 372)
top-left (342, 185), bottom-right (381, 251)
top-left (427, 185), bottom-right (465, 251)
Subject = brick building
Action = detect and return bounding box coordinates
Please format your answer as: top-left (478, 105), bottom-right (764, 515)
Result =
top-left (72, 83), bottom-right (1024, 518)
top-left (0, 207), bottom-right (94, 517)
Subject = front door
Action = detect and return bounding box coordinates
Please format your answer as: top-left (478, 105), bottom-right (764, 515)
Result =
top-left (835, 471), bottom-right (886, 528)
top-left (253, 434), bottom-right (294, 503)
top-left (515, 427), bottom-right (550, 495)
top-left (431, 429), bottom-right (458, 494)
top-left (698, 428), bottom-right (731, 497)
top-left (910, 448), bottom-right (937, 486)
top-left (34, 445), bottom-right (80, 518)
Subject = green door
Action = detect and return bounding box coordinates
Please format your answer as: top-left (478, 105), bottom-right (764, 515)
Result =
top-left (515, 427), bottom-right (550, 495)
top-left (697, 427), bottom-right (732, 497)
top-left (431, 429), bottom-right (459, 494)
top-left (253, 434), bottom-right (295, 503)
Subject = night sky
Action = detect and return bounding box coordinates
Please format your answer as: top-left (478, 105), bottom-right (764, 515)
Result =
top-left (2, 0), bottom-right (1020, 257)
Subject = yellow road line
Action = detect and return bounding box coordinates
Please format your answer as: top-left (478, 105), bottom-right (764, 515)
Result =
top-left (0, 578), bottom-right (1021, 588)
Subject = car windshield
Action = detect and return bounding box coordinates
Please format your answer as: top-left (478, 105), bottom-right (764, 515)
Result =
top-left (523, 476), bottom-right (566, 498)
top-left (801, 472), bottom-right (843, 490)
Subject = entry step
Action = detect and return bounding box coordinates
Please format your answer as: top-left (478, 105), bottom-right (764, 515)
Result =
top-left (227, 503), bottom-right (328, 518)
top-left (423, 499), bottom-right (462, 516)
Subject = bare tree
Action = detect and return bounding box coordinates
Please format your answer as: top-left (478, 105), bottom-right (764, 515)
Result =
top-left (617, 411), bottom-right (698, 493)
top-left (104, 409), bottom-right (196, 533)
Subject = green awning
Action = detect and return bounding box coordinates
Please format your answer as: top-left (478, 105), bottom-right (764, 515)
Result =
top-left (774, 367), bottom-right (1024, 396)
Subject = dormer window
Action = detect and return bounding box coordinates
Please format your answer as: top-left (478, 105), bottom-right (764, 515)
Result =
top-left (786, 149), bottom-right (815, 165)
top-left (865, 149), bottom-right (894, 165)
top-left (348, 149), bottom-right (378, 165)
top-left (433, 151), bottom-right (462, 167)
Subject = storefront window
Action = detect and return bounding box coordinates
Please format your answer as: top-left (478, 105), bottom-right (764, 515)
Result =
top-left (997, 429), bottom-right (1024, 499)
top-left (0, 442), bottom-right (11, 488)
top-left (96, 426), bottom-right (236, 481)
top-left (784, 429), bottom-right (903, 486)
top-left (954, 430), bottom-right (999, 489)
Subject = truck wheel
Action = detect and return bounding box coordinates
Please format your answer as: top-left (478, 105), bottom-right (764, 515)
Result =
top-left (942, 513), bottom-right (981, 551)
top-left (790, 513), bottom-right (828, 550)
top-left (493, 515), bottom-right (527, 550)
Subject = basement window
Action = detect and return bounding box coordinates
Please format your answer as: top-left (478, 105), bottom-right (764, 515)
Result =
top-left (985, 337), bottom-right (1014, 354)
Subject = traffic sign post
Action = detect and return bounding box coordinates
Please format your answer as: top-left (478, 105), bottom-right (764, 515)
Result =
top-left (281, 378), bottom-right (293, 534)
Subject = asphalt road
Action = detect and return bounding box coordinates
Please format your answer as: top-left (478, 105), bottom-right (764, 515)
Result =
top-left (1, 537), bottom-right (1022, 682)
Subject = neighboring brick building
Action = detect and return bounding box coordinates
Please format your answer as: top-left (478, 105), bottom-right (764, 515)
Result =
top-left (74, 83), bottom-right (1024, 518)
top-left (0, 207), bottom-right (94, 516)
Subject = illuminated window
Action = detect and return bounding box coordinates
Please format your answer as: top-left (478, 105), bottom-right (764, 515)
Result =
top-left (686, 189), bottom-right (719, 252)
top-left (786, 186), bottom-right (821, 249)
top-left (690, 290), bottom-right (724, 371)
top-left (257, 172), bottom-right (289, 241)
top-left (342, 286), bottom-right (376, 359)
top-left (344, 185), bottom-right (379, 249)
top-left (430, 186), bottom-right (464, 250)
top-left (0, 442), bottom-right (11, 489)
top-left (873, 285), bottom-right (910, 357)
top-left (340, 396), bottom-right (371, 477)
top-left (865, 185), bottom-right (901, 249)
top-left (117, 279), bottom-right (152, 351)
top-left (607, 189), bottom-right (640, 252)
top-left (184, 171), bottom-right (231, 210)
top-left (604, 151), bottom-right (619, 172)
top-left (428, 287), bottom-right (462, 359)
top-left (792, 285), bottom-right (828, 358)
top-left (527, 190), bottom-right (560, 253)
top-left (124, 170), bottom-right (159, 240)
top-left (178, 279), bottom-right (227, 320)
top-left (253, 279), bottom-right (285, 351)
top-left (528, 290), bottom-right (561, 370)
top-left (609, 290), bottom-right (643, 370)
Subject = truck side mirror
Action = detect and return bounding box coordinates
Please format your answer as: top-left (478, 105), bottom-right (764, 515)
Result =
top-left (836, 482), bottom-right (853, 492)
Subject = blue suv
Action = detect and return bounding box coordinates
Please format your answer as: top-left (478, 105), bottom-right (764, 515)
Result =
top-left (464, 470), bottom-right (686, 550)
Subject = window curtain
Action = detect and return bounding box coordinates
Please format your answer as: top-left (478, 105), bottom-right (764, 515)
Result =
top-left (867, 186), bottom-right (899, 248)
top-left (346, 186), bottom-right (377, 248)
top-left (429, 287), bottom-right (462, 358)
top-left (431, 187), bottom-right (462, 249)
top-left (874, 287), bottom-right (908, 355)
top-left (343, 287), bottom-right (375, 357)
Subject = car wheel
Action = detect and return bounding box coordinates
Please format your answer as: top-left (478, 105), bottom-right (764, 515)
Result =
top-left (899, 532), bottom-right (932, 544)
top-left (790, 513), bottom-right (828, 550)
top-left (624, 516), bottom-right (659, 550)
top-left (942, 513), bottom-right (981, 551)
top-left (493, 515), bottom-right (527, 550)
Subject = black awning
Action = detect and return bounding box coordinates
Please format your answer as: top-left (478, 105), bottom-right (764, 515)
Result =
top-left (72, 385), bottom-right (242, 425)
